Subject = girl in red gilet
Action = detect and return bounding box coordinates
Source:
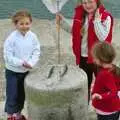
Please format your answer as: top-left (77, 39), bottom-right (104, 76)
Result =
top-left (56, 0), bottom-right (114, 102)
top-left (91, 42), bottom-right (120, 120)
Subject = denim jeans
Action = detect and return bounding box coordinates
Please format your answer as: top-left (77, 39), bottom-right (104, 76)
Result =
top-left (5, 69), bottom-right (29, 114)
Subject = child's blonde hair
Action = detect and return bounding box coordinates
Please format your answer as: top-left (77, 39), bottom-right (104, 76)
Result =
top-left (12, 10), bottom-right (32, 25)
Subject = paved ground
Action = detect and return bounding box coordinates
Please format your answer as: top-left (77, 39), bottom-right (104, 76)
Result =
top-left (0, 101), bottom-right (28, 120)
top-left (0, 101), bottom-right (97, 120)
top-left (1, 101), bottom-right (95, 120)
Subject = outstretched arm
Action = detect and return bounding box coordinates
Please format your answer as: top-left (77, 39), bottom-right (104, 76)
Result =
top-left (56, 14), bottom-right (73, 33)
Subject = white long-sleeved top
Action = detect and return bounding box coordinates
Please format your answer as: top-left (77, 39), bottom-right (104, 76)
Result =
top-left (94, 16), bottom-right (111, 41)
top-left (4, 30), bottom-right (40, 73)
top-left (61, 16), bottom-right (111, 57)
top-left (81, 16), bottom-right (111, 56)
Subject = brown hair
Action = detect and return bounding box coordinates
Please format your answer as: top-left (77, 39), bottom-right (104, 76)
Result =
top-left (92, 42), bottom-right (116, 64)
top-left (12, 10), bottom-right (32, 25)
top-left (80, 0), bottom-right (102, 7)
top-left (92, 42), bottom-right (120, 77)
top-left (80, 0), bottom-right (102, 35)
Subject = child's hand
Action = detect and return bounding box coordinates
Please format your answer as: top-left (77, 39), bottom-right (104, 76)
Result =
top-left (23, 61), bottom-right (32, 69)
top-left (95, 8), bottom-right (102, 21)
top-left (56, 13), bottom-right (63, 25)
top-left (92, 93), bottom-right (102, 100)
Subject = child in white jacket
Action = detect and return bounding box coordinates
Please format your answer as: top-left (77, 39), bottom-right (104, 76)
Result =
top-left (4, 10), bottom-right (40, 120)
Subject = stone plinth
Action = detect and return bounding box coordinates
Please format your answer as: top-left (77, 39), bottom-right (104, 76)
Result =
top-left (25, 65), bottom-right (88, 120)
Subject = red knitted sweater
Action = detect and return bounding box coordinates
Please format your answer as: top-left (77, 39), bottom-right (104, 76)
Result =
top-left (92, 68), bottom-right (120, 112)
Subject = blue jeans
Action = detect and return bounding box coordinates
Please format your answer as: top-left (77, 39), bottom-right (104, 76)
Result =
top-left (5, 69), bottom-right (29, 114)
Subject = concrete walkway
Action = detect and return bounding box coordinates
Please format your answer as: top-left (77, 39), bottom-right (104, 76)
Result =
top-left (0, 101), bottom-right (119, 120)
top-left (0, 101), bottom-right (28, 120)
top-left (0, 101), bottom-right (96, 120)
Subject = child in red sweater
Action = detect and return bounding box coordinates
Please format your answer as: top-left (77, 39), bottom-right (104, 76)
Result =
top-left (91, 42), bottom-right (120, 120)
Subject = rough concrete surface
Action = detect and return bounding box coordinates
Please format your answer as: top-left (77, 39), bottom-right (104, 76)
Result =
top-left (0, 18), bottom-right (120, 119)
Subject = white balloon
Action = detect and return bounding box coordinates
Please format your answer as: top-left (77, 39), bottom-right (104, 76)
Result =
top-left (42, 0), bottom-right (69, 14)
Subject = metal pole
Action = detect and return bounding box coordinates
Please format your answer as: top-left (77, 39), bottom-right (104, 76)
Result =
top-left (56, 0), bottom-right (61, 65)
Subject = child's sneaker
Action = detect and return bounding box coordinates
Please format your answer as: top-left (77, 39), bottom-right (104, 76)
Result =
top-left (7, 117), bottom-right (12, 120)
top-left (7, 116), bottom-right (16, 120)
top-left (12, 116), bottom-right (16, 120)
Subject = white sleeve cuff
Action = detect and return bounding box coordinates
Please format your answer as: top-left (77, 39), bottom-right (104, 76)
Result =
top-left (117, 91), bottom-right (120, 98)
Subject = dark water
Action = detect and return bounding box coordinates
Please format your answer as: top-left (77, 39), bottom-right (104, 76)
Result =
top-left (0, 0), bottom-right (120, 19)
